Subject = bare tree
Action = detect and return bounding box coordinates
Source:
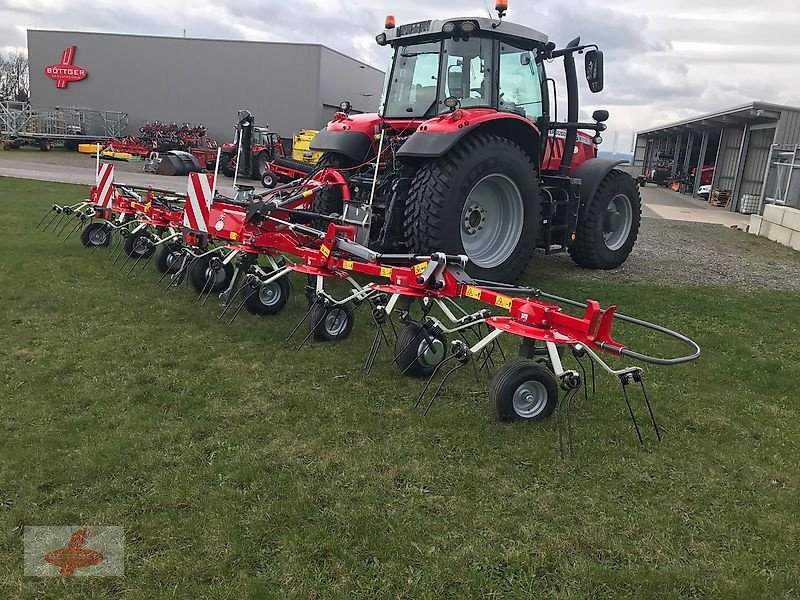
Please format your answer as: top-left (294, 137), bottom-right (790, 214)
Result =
top-left (0, 51), bottom-right (30, 103)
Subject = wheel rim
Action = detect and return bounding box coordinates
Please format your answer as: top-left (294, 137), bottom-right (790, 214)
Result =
top-left (416, 336), bottom-right (445, 368)
top-left (89, 227), bottom-right (108, 246)
top-left (603, 193), bottom-right (633, 251)
top-left (258, 281), bottom-right (283, 307)
top-left (512, 380), bottom-right (549, 419)
top-left (205, 266), bottom-right (227, 285)
top-left (133, 238), bottom-right (150, 256)
top-left (460, 174), bottom-right (524, 269)
top-left (166, 250), bottom-right (181, 269)
top-left (324, 308), bottom-right (348, 337)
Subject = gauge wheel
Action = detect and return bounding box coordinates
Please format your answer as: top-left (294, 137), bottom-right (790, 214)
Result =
top-left (243, 276), bottom-right (290, 316)
top-left (188, 254), bottom-right (234, 294)
top-left (308, 301), bottom-right (355, 342)
top-left (394, 322), bottom-right (448, 378)
top-left (79, 222), bottom-right (112, 248)
top-left (489, 360), bottom-right (559, 422)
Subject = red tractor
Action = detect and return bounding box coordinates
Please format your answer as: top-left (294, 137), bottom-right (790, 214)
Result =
top-left (310, 3), bottom-right (641, 282)
top-left (219, 111), bottom-right (314, 185)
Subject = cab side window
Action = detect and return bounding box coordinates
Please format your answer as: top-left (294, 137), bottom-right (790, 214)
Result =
top-left (498, 44), bottom-right (543, 119)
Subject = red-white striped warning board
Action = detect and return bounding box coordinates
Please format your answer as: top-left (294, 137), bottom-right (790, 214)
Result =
top-left (183, 172), bottom-right (215, 233)
top-left (95, 163), bottom-right (115, 209)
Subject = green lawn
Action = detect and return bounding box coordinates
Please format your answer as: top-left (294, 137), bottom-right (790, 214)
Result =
top-left (1, 177), bottom-right (799, 599)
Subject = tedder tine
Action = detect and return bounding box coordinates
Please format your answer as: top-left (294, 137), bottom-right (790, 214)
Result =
top-left (219, 277), bottom-right (251, 320)
top-left (36, 207), bottom-right (56, 229)
top-left (286, 297), bottom-right (321, 343)
top-left (414, 352), bottom-right (460, 410)
top-left (620, 374), bottom-right (644, 446)
top-left (635, 372), bottom-right (661, 442)
top-left (423, 358), bottom-right (471, 416)
top-left (226, 287), bottom-right (258, 326)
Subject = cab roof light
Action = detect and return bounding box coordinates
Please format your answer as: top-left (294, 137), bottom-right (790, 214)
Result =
top-left (385, 15), bottom-right (396, 29)
top-left (496, 0), bottom-right (508, 19)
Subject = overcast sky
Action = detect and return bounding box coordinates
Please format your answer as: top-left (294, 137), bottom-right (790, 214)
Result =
top-left (3, 0), bottom-right (799, 152)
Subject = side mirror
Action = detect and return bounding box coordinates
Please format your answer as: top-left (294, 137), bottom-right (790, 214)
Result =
top-left (519, 52), bottom-right (531, 66)
top-left (585, 49), bottom-right (604, 93)
top-left (592, 109), bottom-right (610, 123)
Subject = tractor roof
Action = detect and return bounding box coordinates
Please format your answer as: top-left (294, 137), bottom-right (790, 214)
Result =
top-left (379, 17), bottom-right (549, 49)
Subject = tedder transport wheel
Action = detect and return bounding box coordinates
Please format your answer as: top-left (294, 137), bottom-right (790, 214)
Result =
top-left (394, 322), bottom-right (447, 377)
top-left (261, 170), bottom-right (278, 189)
top-left (404, 134), bottom-right (541, 284)
top-left (123, 230), bottom-right (156, 259)
top-left (311, 153), bottom-right (357, 216)
top-left (243, 277), bottom-right (290, 316)
top-left (188, 255), bottom-right (234, 294)
top-left (308, 301), bottom-right (355, 342)
top-left (154, 242), bottom-right (183, 274)
top-left (80, 222), bottom-right (112, 248)
top-left (568, 170), bottom-right (641, 270)
top-left (489, 360), bottom-right (559, 422)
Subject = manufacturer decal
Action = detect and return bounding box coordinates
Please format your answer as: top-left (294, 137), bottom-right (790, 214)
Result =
top-left (44, 46), bottom-right (88, 89)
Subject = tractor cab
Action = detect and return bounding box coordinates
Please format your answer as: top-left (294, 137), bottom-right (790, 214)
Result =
top-left (377, 17), bottom-right (549, 123)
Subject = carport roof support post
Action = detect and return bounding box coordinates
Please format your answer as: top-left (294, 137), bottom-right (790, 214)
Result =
top-left (693, 130), bottom-right (709, 197)
top-left (731, 124), bottom-right (752, 212)
top-left (671, 134), bottom-right (683, 179)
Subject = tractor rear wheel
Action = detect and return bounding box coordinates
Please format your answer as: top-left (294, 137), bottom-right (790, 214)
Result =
top-left (404, 134), bottom-right (540, 283)
top-left (312, 153), bottom-right (356, 216)
top-left (568, 170), bottom-right (641, 270)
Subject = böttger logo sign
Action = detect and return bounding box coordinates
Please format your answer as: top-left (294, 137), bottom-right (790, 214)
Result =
top-left (45, 46), bottom-right (88, 89)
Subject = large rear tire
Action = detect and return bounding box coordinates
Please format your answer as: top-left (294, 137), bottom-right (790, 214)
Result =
top-left (403, 134), bottom-right (541, 284)
top-left (220, 153), bottom-right (236, 178)
top-left (312, 153), bottom-right (356, 216)
top-left (568, 170), bottom-right (641, 270)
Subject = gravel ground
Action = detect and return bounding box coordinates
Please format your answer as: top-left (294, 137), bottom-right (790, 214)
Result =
top-left (538, 218), bottom-right (800, 291)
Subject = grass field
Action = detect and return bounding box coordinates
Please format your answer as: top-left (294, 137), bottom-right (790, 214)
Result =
top-left (1, 176), bottom-right (799, 598)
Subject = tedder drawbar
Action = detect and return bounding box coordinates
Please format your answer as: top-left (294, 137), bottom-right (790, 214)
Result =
top-left (36, 153), bottom-right (700, 455)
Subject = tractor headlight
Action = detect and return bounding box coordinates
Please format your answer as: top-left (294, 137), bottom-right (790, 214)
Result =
top-left (460, 21), bottom-right (476, 33)
top-left (593, 135), bottom-right (603, 145)
top-left (442, 22), bottom-right (457, 34)
top-left (376, 33), bottom-right (388, 46)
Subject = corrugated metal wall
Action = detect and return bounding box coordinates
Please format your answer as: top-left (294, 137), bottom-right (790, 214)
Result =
top-left (713, 126), bottom-right (744, 191)
top-left (738, 128), bottom-right (776, 200)
top-left (775, 110), bottom-right (800, 145)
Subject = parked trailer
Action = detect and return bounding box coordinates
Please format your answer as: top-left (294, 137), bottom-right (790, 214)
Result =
top-left (0, 101), bottom-right (128, 151)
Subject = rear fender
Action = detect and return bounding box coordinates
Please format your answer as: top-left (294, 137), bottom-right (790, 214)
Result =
top-left (396, 110), bottom-right (540, 165)
top-left (310, 112), bottom-right (383, 163)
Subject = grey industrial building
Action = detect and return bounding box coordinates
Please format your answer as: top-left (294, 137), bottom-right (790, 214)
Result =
top-left (632, 101), bottom-right (800, 213)
top-left (26, 30), bottom-right (385, 145)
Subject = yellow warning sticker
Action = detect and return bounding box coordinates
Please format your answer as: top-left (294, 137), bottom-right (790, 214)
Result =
top-left (465, 286), bottom-right (482, 300)
top-left (495, 296), bottom-right (512, 310)
top-left (380, 267), bottom-right (392, 278)
top-left (414, 262), bottom-right (428, 275)
top-left (343, 260), bottom-right (354, 270)
top-left (229, 232), bottom-right (238, 240)
top-left (320, 245), bottom-right (331, 257)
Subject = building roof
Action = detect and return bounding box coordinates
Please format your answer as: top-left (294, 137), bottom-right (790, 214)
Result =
top-left (638, 101), bottom-right (800, 136)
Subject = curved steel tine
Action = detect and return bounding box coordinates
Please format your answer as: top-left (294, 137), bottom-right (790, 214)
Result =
top-left (286, 297), bottom-right (321, 343)
top-left (423, 359), bottom-right (469, 416)
top-left (414, 353), bottom-right (459, 410)
top-left (620, 376), bottom-right (644, 446)
top-left (566, 388), bottom-right (578, 457)
top-left (219, 278), bottom-right (251, 320)
top-left (227, 288), bottom-right (259, 326)
top-left (575, 356), bottom-right (589, 404)
top-left (636, 373), bottom-right (661, 442)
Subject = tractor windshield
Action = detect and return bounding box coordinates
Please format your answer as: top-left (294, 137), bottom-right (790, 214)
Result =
top-left (382, 42), bottom-right (441, 118)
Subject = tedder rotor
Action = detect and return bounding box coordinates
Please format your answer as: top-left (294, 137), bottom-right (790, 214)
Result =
top-left (310, 1), bottom-right (641, 283)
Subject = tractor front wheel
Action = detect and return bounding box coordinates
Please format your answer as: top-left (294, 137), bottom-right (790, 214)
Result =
top-left (220, 153), bottom-right (236, 177)
top-left (568, 170), bottom-right (641, 270)
top-left (489, 360), bottom-right (559, 422)
top-left (404, 134), bottom-right (541, 283)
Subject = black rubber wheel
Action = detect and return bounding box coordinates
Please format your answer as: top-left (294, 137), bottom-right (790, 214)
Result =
top-left (308, 301), bottom-right (355, 342)
top-left (256, 152), bottom-right (270, 179)
top-left (489, 360), bottom-right (559, 423)
top-left (220, 153), bottom-right (236, 177)
top-left (39, 139), bottom-right (52, 152)
top-left (188, 254), bottom-right (235, 294)
top-left (243, 276), bottom-right (290, 316)
top-left (394, 322), bottom-right (448, 378)
top-left (123, 230), bottom-right (155, 259)
top-left (261, 170), bottom-right (278, 189)
top-left (79, 222), bottom-right (111, 248)
top-left (404, 134), bottom-right (541, 284)
top-left (153, 242), bottom-right (183, 274)
top-left (568, 170), bottom-right (642, 270)
top-left (312, 153), bottom-right (356, 216)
